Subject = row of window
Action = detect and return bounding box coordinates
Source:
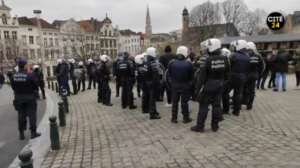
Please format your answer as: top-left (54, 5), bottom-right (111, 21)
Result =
top-left (63, 47), bottom-right (117, 57)
top-left (63, 39), bottom-right (117, 48)
top-left (0, 31), bottom-right (18, 39)
top-left (125, 45), bottom-right (140, 52)
top-left (0, 48), bottom-right (61, 60)
top-left (21, 35), bottom-right (60, 46)
top-left (124, 38), bottom-right (140, 43)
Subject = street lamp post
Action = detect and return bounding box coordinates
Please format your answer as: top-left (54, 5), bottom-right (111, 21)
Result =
top-left (33, 10), bottom-right (46, 81)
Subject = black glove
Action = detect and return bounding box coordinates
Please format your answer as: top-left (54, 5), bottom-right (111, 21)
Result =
top-left (194, 91), bottom-right (203, 103)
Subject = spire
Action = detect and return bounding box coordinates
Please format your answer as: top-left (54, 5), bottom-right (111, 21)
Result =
top-left (145, 4), bottom-right (152, 37)
top-left (1, 0), bottom-right (4, 5)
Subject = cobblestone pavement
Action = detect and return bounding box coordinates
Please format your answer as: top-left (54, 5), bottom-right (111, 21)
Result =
top-left (41, 75), bottom-right (300, 168)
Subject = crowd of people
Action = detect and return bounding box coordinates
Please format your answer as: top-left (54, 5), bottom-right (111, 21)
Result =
top-left (5, 37), bottom-right (300, 141)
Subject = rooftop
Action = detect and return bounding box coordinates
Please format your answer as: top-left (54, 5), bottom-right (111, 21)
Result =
top-left (218, 34), bottom-right (300, 44)
top-left (119, 29), bottom-right (137, 36)
top-left (17, 16), bottom-right (57, 29)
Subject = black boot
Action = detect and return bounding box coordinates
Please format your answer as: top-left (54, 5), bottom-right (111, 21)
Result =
top-left (211, 121), bottom-right (219, 132)
top-left (170, 113), bottom-right (178, 123)
top-left (105, 91), bottom-right (113, 106)
top-left (232, 110), bottom-right (240, 116)
top-left (142, 109), bottom-right (149, 113)
top-left (191, 110), bottom-right (208, 133)
top-left (183, 117), bottom-right (192, 123)
top-left (150, 113), bottom-right (161, 120)
top-left (19, 130), bottom-right (25, 140)
top-left (129, 105), bottom-right (137, 109)
top-left (31, 130), bottom-right (41, 139)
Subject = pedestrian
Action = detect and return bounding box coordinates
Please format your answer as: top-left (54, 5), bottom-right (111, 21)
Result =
top-left (0, 72), bottom-right (4, 88)
top-left (272, 47), bottom-right (293, 92)
top-left (113, 55), bottom-right (122, 97)
top-left (33, 65), bottom-right (46, 99)
top-left (55, 59), bottom-right (62, 87)
top-left (257, 52), bottom-right (271, 90)
top-left (135, 54), bottom-right (148, 113)
top-left (77, 61), bottom-right (87, 92)
top-left (292, 48), bottom-right (300, 89)
top-left (11, 58), bottom-right (41, 140)
top-left (99, 55), bottom-right (113, 106)
top-left (268, 51), bottom-right (276, 88)
top-left (87, 59), bottom-right (97, 90)
top-left (159, 45), bottom-right (177, 107)
top-left (60, 59), bottom-right (70, 95)
top-left (168, 46), bottom-right (193, 124)
top-left (117, 52), bottom-right (137, 109)
top-left (191, 38), bottom-right (230, 133)
top-left (68, 59), bottom-right (77, 95)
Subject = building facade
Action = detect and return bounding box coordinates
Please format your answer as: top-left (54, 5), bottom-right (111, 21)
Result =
top-left (282, 11), bottom-right (300, 34)
top-left (119, 29), bottom-right (141, 55)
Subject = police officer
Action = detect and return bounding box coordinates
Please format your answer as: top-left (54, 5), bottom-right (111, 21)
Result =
top-left (117, 52), bottom-right (137, 109)
top-left (113, 55), bottom-right (122, 97)
top-left (135, 54), bottom-right (147, 112)
top-left (77, 61), bottom-right (87, 92)
top-left (191, 38), bottom-right (230, 133)
top-left (87, 59), bottom-right (97, 90)
top-left (168, 46), bottom-right (193, 123)
top-left (129, 55), bottom-right (137, 99)
top-left (11, 58), bottom-right (41, 140)
top-left (220, 48), bottom-right (231, 114)
top-left (60, 59), bottom-right (70, 95)
top-left (68, 59), bottom-right (77, 95)
top-left (95, 59), bottom-right (103, 103)
top-left (99, 55), bottom-right (113, 106)
top-left (135, 54), bottom-right (144, 98)
top-left (143, 47), bottom-right (161, 119)
top-left (227, 40), bottom-right (250, 116)
top-left (244, 42), bottom-right (265, 110)
top-left (33, 65), bottom-right (46, 99)
top-left (55, 59), bottom-right (62, 87)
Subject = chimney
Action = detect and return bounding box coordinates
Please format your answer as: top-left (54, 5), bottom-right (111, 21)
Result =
top-left (90, 17), bottom-right (93, 23)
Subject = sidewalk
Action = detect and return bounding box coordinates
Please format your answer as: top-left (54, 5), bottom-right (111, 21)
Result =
top-left (41, 75), bottom-right (300, 168)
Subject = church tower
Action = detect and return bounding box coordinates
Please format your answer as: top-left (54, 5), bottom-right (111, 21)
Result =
top-left (182, 6), bottom-right (189, 34)
top-left (145, 4), bottom-right (152, 37)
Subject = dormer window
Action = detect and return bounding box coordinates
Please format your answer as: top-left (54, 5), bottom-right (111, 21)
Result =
top-left (2, 14), bottom-right (7, 25)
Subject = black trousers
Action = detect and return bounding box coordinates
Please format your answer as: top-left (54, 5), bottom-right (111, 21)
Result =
top-left (222, 84), bottom-right (230, 114)
top-left (72, 79), bottom-right (77, 94)
top-left (142, 84), bottom-right (159, 115)
top-left (257, 71), bottom-right (269, 89)
top-left (78, 77), bottom-right (86, 91)
top-left (101, 82), bottom-right (111, 105)
top-left (56, 76), bottom-right (61, 86)
top-left (268, 70), bottom-right (276, 87)
top-left (121, 79), bottom-right (134, 107)
top-left (228, 82), bottom-right (243, 114)
top-left (171, 90), bottom-right (190, 119)
top-left (244, 79), bottom-right (257, 106)
top-left (116, 77), bottom-right (121, 95)
top-left (161, 85), bottom-right (172, 104)
top-left (17, 99), bottom-right (37, 131)
top-left (196, 91), bottom-right (223, 128)
top-left (296, 71), bottom-right (300, 86)
top-left (37, 81), bottom-right (45, 98)
top-left (88, 75), bottom-right (96, 89)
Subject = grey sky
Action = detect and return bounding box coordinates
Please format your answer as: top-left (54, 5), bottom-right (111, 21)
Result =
top-left (7, 0), bottom-right (300, 33)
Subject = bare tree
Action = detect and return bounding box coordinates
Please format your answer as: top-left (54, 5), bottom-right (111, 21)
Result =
top-left (62, 20), bottom-right (102, 63)
top-left (222, 0), bottom-right (249, 34)
top-left (188, 1), bottom-right (222, 46)
top-left (240, 9), bottom-right (268, 36)
top-left (257, 28), bottom-right (270, 35)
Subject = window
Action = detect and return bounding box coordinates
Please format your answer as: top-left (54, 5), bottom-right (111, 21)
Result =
top-left (28, 28), bottom-right (32, 31)
top-left (109, 30), bottom-right (111, 36)
top-left (45, 50), bottom-right (49, 59)
top-left (109, 40), bottom-right (112, 48)
top-left (63, 47), bottom-right (67, 56)
top-left (56, 50), bottom-right (60, 58)
top-left (55, 38), bottom-right (58, 46)
top-left (137, 39), bottom-right (139, 42)
top-left (49, 33), bottom-right (53, 35)
top-left (49, 38), bottom-right (53, 46)
top-left (2, 14), bottom-right (7, 25)
top-left (29, 36), bottom-right (34, 44)
top-left (23, 49), bottom-right (28, 57)
top-left (96, 44), bottom-right (99, 50)
top-left (72, 47), bottom-right (76, 54)
top-left (113, 40), bottom-right (116, 47)
top-left (12, 31), bottom-right (17, 40)
top-left (50, 50), bottom-right (54, 59)
top-left (86, 36), bottom-right (89, 40)
top-left (22, 36), bottom-right (26, 44)
top-left (95, 36), bottom-right (98, 40)
top-left (43, 32), bottom-right (47, 35)
top-left (4, 31), bottom-right (9, 39)
top-left (37, 49), bottom-right (41, 58)
top-left (86, 44), bottom-right (90, 51)
top-left (105, 39), bottom-right (108, 47)
top-left (36, 36), bottom-right (39, 45)
top-left (91, 36), bottom-right (94, 40)
top-left (105, 30), bottom-right (107, 36)
top-left (44, 38), bottom-right (47, 46)
top-left (62, 39), bottom-right (66, 41)
top-left (5, 47), bottom-right (11, 59)
top-left (91, 44), bottom-right (94, 51)
top-left (125, 46), bottom-right (127, 51)
top-left (30, 49), bottom-right (35, 59)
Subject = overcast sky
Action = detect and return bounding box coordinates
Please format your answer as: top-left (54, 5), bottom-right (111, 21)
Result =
top-left (6, 0), bottom-right (300, 33)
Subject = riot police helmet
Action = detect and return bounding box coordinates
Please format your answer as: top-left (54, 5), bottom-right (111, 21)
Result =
top-left (246, 42), bottom-right (257, 53)
top-left (233, 40), bottom-right (247, 51)
top-left (200, 40), bottom-right (209, 55)
top-left (68, 59), bottom-right (75, 64)
top-left (221, 48), bottom-right (231, 57)
top-left (78, 61), bottom-right (84, 66)
top-left (176, 46), bottom-right (188, 58)
top-left (88, 58), bottom-right (93, 63)
top-left (57, 59), bottom-right (62, 64)
top-left (146, 47), bottom-right (157, 58)
top-left (100, 55), bottom-right (110, 62)
top-left (134, 54), bottom-right (144, 65)
top-left (33, 65), bottom-right (39, 69)
top-left (205, 38), bottom-right (221, 53)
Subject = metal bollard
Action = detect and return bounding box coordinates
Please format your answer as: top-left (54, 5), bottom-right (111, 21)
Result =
top-left (55, 83), bottom-right (58, 93)
top-left (49, 115), bottom-right (60, 150)
top-left (58, 101), bottom-right (66, 127)
top-left (47, 80), bottom-right (50, 89)
top-left (51, 81), bottom-right (54, 91)
top-left (62, 93), bottom-right (69, 113)
top-left (18, 149), bottom-right (34, 168)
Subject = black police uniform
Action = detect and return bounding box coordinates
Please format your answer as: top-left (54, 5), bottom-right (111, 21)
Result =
top-left (33, 68), bottom-right (46, 99)
top-left (128, 58), bottom-right (136, 99)
top-left (244, 52), bottom-right (264, 110)
top-left (55, 63), bottom-right (61, 87)
top-left (143, 56), bottom-right (161, 119)
top-left (136, 64), bottom-right (143, 98)
top-left (77, 65), bottom-right (86, 91)
top-left (99, 61), bottom-right (113, 106)
top-left (136, 63), bottom-right (148, 113)
top-left (11, 67), bottom-right (41, 140)
top-left (87, 63), bottom-right (97, 89)
top-left (168, 56), bottom-right (194, 123)
top-left (191, 53), bottom-right (230, 132)
top-left (69, 63), bottom-right (78, 95)
top-left (227, 51), bottom-right (250, 116)
top-left (117, 58), bottom-right (136, 109)
top-left (96, 62), bottom-right (103, 102)
top-left (113, 59), bottom-right (121, 96)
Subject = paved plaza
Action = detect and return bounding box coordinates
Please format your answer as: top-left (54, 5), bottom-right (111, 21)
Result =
top-left (41, 75), bottom-right (300, 168)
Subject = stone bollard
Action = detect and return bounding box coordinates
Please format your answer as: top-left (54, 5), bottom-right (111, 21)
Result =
top-left (58, 102), bottom-right (66, 127)
top-left (51, 81), bottom-right (54, 91)
top-left (55, 83), bottom-right (58, 93)
top-left (18, 149), bottom-right (34, 168)
top-left (49, 115), bottom-right (60, 150)
top-left (47, 80), bottom-right (50, 89)
top-left (62, 93), bottom-right (69, 113)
